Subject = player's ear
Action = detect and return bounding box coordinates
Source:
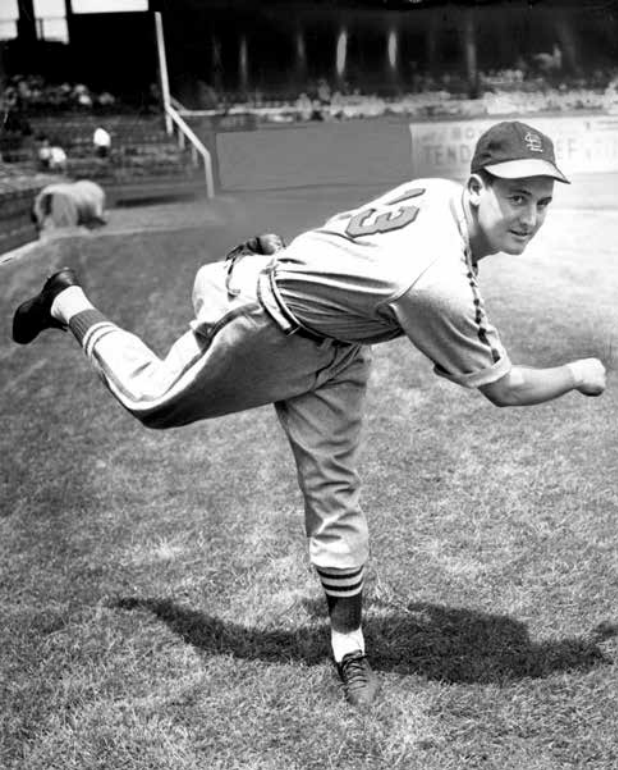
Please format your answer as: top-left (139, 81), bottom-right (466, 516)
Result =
top-left (466, 174), bottom-right (484, 207)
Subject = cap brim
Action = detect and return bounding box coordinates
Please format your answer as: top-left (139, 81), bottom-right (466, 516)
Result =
top-left (484, 159), bottom-right (570, 184)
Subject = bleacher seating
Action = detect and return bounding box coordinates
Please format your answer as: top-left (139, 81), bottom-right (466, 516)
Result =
top-left (25, 113), bottom-right (206, 203)
top-left (0, 111), bottom-right (209, 255)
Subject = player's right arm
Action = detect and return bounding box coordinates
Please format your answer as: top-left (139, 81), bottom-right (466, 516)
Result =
top-left (479, 358), bottom-right (606, 407)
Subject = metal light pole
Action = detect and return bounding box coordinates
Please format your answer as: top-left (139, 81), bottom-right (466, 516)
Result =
top-left (154, 11), bottom-right (172, 134)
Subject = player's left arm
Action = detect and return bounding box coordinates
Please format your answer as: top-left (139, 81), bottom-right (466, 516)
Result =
top-left (388, 260), bottom-right (607, 403)
top-left (388, 261), bottom-right (513, 390)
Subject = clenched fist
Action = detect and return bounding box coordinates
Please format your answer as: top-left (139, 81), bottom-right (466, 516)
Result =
top-left (567, 358), bottom-right (606, 396)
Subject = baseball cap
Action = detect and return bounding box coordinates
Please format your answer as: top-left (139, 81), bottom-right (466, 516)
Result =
top-left (471, 121), bottom-right (569, 184)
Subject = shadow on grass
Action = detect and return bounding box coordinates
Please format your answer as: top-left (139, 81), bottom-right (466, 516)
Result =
top-left (363, 601), bottom-right (616, 684)
top-left (113, 596), bottom-right (615, 685)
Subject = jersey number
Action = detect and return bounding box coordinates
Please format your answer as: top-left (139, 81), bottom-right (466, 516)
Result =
top-left (345, 187), bottom-right (425, 238)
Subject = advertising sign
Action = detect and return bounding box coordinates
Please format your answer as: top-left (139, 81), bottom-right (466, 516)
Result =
top-left (410, 116), bottom-right (618, 178)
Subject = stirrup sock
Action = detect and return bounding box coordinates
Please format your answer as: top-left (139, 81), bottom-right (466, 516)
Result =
top-left (69, 309), bottom-right (118, 354)
top-left (316, 565), bottom-right (364, 632)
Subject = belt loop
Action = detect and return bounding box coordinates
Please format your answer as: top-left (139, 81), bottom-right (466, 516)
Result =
top-left (267, 264), bottom-right (296, 334)
top-left (260, 261), bottom-right (326, 343)
top-left (224, 255), bottom-right (241, 297)
top-left (257, 261), bottom-right (295, 334)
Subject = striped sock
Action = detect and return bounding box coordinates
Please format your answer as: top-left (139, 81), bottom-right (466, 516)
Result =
top-left (316, 565), bottom-right (364, 632)
top-left (69, 309), bottom-right (118, 355)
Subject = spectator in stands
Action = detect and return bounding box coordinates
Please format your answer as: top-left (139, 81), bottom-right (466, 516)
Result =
top-left (93, 127), bottom-right (112, 159)
top-left (37, 137), bottom-right (52, 170)
top-left (603, 75), bottom-right (618, 114)
top-left (533, 44), bottom-right (563, 78)
top-left (317, 78), bottom-right (332, 107)
top-left (295, 92), bottom-right (314, 121)
top-left (97, 91), bottom-right (116, 108)
top-left (37, 137), bottom-right (67, 173)
top-left (196, 80), bottom-right (220, 110)
top-left (49, 146), bottom-right (67, 172)
top-left (73, 84), bottom-right (93, 108)
top-left (2, 84), bottom-right (32, 137)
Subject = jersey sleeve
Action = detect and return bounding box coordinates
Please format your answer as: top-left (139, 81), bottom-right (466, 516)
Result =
top-left (387, 257), bottom-right (512, 388)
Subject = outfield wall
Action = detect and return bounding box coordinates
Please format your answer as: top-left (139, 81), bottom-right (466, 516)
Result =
top-left (213, 114), bottom-right (618, 192)
top-left (214, 119), bottom-right (413, 191)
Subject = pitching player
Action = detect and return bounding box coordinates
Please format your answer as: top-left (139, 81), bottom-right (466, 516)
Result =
top-left (12, 121), bottom-right (606, 707)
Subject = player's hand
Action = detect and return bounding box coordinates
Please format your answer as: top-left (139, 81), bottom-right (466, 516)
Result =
top-left (567, 358), bottom-right (606, 396)
top-left (254, 233), bottom-right (286, 254)
top-left (225, 233), bottom-right (286, 261)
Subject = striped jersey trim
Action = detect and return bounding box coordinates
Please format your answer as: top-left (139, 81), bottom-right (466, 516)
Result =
top-left (99, 305), bottom-right (261, 414)
top-left (465, 265), bottom-right (502, 364)
top-left (83, 322), bottom-right (118, 358)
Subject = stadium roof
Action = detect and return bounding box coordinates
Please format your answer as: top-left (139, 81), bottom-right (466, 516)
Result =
top-left (157, 0), bottom-right (614, 7)
top-left (173, 0), bottom-right (615, 7)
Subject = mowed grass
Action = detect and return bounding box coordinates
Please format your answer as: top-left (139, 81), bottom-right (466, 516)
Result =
top-left (1, 187), bottom-right (618, 770)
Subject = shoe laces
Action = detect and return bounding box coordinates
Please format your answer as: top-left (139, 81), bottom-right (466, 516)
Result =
top-left (338, 651), bottom-right (370, 691)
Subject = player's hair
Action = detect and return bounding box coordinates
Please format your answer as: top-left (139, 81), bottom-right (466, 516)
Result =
top-left (477, 169), bottom-right (496, 186)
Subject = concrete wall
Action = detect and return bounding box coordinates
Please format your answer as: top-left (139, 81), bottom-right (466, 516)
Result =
top-left (215, 119), bottom-right (413, 191)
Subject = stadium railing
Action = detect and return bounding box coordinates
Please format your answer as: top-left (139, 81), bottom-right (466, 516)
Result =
top-left (164, 97), bottom-right (214, 199)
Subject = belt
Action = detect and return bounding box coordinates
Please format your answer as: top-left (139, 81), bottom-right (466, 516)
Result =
top-left (257, 261), bottom-right (326, 344)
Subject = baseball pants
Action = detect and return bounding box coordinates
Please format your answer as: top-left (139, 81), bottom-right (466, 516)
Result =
top-left (74, 253), bottom-right (372, 569)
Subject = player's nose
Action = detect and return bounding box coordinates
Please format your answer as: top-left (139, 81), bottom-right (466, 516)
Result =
top-left (519, 205), bottom-right (538, 230)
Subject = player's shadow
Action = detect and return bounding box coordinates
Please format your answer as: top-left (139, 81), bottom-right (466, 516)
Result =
top-left (113, 596), bottom-right (616, 684)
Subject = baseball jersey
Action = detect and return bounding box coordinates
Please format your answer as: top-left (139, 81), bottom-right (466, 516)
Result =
top-left (274, 178), bottom-right (512, 389)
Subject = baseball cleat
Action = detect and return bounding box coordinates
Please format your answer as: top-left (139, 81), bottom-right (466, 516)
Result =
top-left (336, 651), bottom-right (380, 707)
top-left (12, 267), bottom-right (80, 344)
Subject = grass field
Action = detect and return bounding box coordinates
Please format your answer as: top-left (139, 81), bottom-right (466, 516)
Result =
top-left (1, 178), bottom-right (618, 769)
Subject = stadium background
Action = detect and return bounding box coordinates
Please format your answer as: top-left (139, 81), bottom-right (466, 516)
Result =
top-left (3, 1), bottom-right (618, 104)
top-left (0, 1), bottom-right (617, 246)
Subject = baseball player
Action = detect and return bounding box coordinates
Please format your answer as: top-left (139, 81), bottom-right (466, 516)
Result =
top-left (12, 121), bottom-right (606, 707)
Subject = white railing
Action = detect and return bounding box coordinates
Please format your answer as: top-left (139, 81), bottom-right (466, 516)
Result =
top-left (155, 12), bottom-right (214, 199)
top-left (164, 102), bottom-right (215, 199)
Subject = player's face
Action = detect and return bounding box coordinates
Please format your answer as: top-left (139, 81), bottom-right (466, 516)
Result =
top-left (473, 176), bottom-right (554, 257)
